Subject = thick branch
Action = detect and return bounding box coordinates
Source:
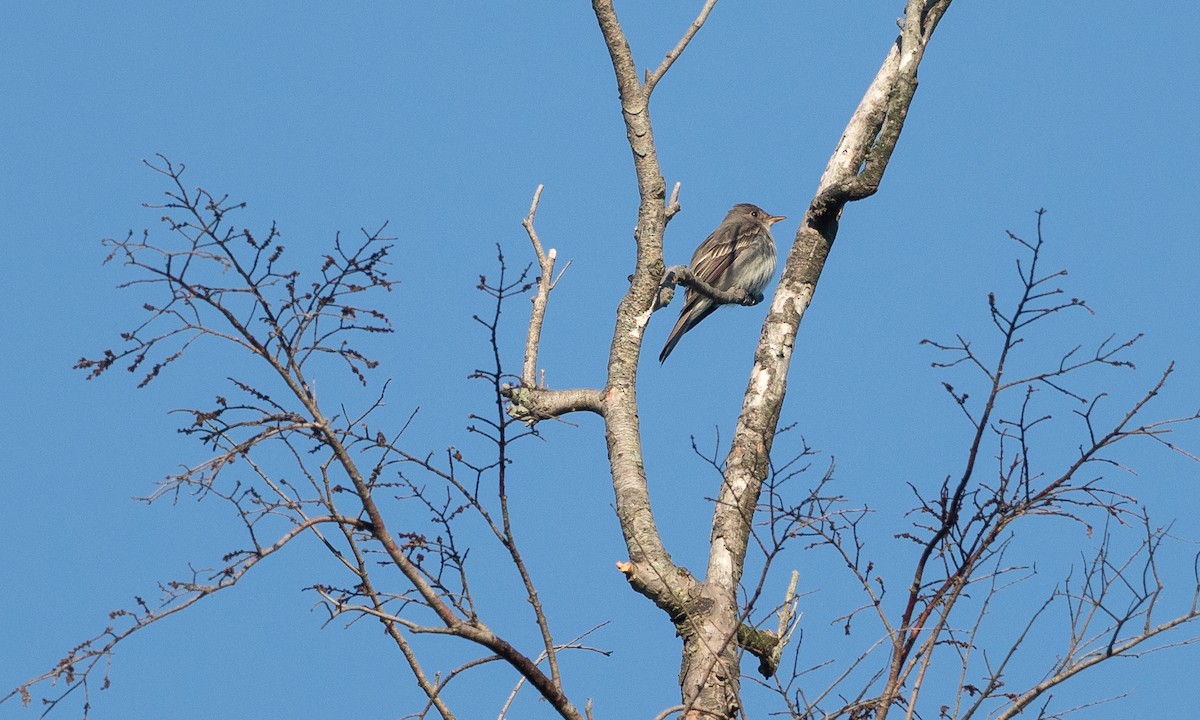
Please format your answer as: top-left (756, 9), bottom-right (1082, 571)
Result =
top-left (592, 6), bottom-right (748, 714)
top-left (700, 2), bottom-right (953, 715)
top-left (710, 0), bottom-right (952, 596)
top-left (503, 385), bottom-right (604, 423)
top-left (591, 0), bottom-right (683, 605)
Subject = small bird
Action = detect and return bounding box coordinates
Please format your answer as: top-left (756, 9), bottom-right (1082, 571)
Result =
top-left (659, 203), bottom-right (786, 363)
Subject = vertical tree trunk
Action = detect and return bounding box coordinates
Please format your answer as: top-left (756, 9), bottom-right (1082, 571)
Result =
top-left (678, 586), bottom-right (742, 718)
top-left (585, 3), bottom-right (953, 717)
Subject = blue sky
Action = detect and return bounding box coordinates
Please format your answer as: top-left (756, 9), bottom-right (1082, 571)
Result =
top-left (3, 3), bottom-right (1200, 718)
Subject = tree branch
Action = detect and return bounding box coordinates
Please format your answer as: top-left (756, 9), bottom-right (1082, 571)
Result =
top-left (654, 264), bottom-right (766, 312)
top-left (503, 385), bottom-right (605, 423)
top-left (644, 0), bottom-right (720, 97)
top-left (519, 185), bottom-right (571, 388)
top-left (591, 0), bottom-right (690, 611)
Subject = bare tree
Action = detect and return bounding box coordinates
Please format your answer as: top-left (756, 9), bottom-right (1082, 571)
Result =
top-left (8, 3), bottom-right (1200, 720)
top-left (509, 1), bottom-right (958, 716)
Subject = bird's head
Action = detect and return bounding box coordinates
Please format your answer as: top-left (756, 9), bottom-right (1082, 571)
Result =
top-left (729, 203), bottom-right (786, 229)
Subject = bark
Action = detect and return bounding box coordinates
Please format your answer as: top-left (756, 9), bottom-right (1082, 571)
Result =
top-left (550, 2), bottom-right (952, 716)
top-left (687, 2), bottom-right (953, 716)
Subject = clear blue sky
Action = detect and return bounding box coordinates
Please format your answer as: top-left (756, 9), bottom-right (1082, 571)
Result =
top-left (3, 3), bottom-right (1200, 718)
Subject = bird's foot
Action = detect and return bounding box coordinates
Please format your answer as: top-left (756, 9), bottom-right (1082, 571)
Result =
top-left (733, 289), bottom-right (762, 306)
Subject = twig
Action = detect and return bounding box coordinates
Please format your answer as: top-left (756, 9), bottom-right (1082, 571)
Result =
top-left (520, 185), bottom-right (570, 387)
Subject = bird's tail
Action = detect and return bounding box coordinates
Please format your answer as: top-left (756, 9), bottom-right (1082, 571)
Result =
top-left (658, 301), bottom-right (714, 363)
top-left (658, 316), bottom-right (690, 363)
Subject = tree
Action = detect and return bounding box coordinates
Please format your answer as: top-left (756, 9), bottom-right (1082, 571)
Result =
top-left (7, 3), bottom-right (1200, 719)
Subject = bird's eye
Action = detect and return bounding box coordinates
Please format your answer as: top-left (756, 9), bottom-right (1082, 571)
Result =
top-left (751, 210), bottom-right (759, 217)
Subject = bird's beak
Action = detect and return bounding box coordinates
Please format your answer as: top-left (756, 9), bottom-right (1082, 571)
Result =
top-left (767, 215), bottom-right (787, 227)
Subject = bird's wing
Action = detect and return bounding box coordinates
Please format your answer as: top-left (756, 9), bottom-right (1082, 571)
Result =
top-left (689, 222), bottom-right (745, 290)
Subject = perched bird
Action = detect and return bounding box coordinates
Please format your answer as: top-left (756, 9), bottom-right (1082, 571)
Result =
top-left (659, 203), bottom-right (786, 363)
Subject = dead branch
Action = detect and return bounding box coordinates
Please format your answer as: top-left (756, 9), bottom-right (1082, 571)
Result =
top-left (519, 185), bottom-right (572, 388)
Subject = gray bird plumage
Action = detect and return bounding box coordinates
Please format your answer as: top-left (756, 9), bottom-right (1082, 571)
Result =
top-left (659, 203), bottom-right (786, 363)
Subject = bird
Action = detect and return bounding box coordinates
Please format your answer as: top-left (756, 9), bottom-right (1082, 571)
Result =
top-left (659, 203), bottom-right (786, 363)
